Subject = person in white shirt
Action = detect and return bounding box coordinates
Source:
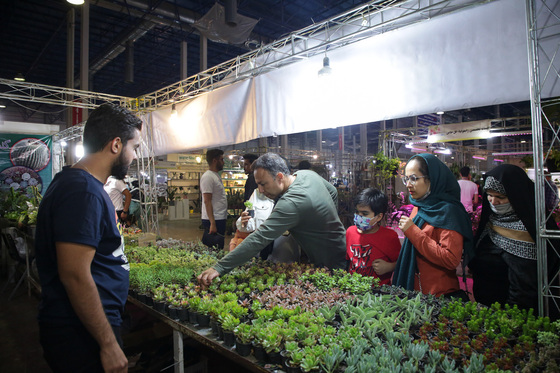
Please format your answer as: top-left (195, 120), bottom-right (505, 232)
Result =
top-left (200, 149), bottom-right (227, 249)
top-left (104, 176), bottom-right (132, 224)
top-left (457, 166), bottom-right (479, 213)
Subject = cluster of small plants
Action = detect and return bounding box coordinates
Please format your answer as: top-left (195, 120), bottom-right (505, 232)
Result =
top-left (250, 280), bottom-right (353, 311)
top-left (125, 241), bottom-right (560, 372)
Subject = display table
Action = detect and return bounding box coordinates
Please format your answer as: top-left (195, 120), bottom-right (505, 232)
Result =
top-left (127, 296), bottom-right (269, 373)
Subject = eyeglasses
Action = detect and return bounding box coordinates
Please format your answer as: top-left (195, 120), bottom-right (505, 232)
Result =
top-left (401, 175), bottom-right (428, 186)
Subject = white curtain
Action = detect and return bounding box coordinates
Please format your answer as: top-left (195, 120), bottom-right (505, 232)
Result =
top-left (149, 0), bottom-right (555, 155)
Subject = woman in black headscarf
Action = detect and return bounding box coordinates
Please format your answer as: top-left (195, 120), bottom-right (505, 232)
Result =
top-left (470, 164), bottom-right (559, 312)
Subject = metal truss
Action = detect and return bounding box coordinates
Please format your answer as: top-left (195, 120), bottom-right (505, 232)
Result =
top-left (135, 114), bottom-right (159, 235)
top-left (526, 0), bottom-right (560, 317)
top-left (0, 78), bottom-right (136, 109)
top-left (138, 0), bottom-right (494, 110)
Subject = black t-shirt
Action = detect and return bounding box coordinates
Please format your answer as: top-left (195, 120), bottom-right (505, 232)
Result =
top-left (244, 173), bottom-right (257, 201)
top-left (36, 167), bottom-right (129, 327)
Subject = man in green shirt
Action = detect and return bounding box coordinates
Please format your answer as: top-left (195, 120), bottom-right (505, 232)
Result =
top-left (198, 153), bottom-right (346, 287)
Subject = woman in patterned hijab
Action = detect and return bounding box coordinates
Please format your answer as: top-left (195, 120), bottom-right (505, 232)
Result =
top-left (470, 164), bottom-right (559, 312)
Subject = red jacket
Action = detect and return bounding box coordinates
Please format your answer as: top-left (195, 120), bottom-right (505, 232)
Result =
top-left (404, 208), bottom-right (463, 296)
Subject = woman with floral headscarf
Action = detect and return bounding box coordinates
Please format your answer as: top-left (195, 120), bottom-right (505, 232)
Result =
top-left (469, 164), bottom-right (560, 311)
top-left (393, 154), bottom-right (473, 298)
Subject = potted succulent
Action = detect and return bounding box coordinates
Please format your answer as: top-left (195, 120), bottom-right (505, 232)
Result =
top-left (244, 200), bottom-right (254, 217)
top-left (221, 314), bottom-right (240, 347)
top-left (234, 323), bottom-right (253, 356)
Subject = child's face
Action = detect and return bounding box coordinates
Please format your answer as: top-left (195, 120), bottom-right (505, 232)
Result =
top-left (355, 204), bottom-right (382, 229)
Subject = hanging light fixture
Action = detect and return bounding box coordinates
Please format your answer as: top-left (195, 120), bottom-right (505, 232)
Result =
top-left (170, 103), bottom-right (178, 117)
top-left (318, 56), bottom-right (332, 78)
top-left (14, 73), bottom-right (25, 82)
top-left (67, 0), bottom-right (85, 5)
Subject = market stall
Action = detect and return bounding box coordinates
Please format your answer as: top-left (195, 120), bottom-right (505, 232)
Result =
top-left (124, 236), bottom-right (560, 373)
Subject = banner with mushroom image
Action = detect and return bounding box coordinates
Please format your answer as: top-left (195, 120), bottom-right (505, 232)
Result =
top-left (0, 134), bottom-right (52, 196)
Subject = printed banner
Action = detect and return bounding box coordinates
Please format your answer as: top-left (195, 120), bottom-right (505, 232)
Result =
top-left (0, 134), bottom-right (53, 195)
top-left (426, 120), bottom-right (492, 142)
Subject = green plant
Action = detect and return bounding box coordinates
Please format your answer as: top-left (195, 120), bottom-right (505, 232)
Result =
top-left (537, 331), bottom-right (560, 347)
top-left (234, 323), bottom-right (253, 344)
top-left (244, 201), bottom-right (253, 209)
top-left (221, 314), bottom-right (240, 332)
top-left (372, 151), bottom-right (401, 180)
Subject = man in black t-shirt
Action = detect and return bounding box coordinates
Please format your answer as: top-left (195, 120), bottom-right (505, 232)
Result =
top-left (243, 153), bottom-right (258, 201)
top-left (36, 104), bottom-right (142, 373)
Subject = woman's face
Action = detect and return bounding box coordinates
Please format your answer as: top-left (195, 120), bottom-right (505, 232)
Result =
top-left (404, 160), bottom-right (431, 200)
top-left (486, 189), bottom-right (509, 205)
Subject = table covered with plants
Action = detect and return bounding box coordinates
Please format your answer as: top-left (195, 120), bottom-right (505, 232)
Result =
top-left (126, 237), bottom-right (560, 373)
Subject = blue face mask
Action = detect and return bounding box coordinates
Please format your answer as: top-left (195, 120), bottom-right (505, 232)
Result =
top-left (354, 213), bottom-right (374, 231)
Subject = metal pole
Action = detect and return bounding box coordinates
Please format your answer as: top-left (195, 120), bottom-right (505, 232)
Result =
top-left (66, 8), bottom-right (75, 131)
top-left (80, 0), bottom-right (89, 120)
top-left (526, 0), bottom-right (547, 317)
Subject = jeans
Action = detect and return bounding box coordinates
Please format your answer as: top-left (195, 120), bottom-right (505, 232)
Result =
top-left (39, 322), bottom-right (122, 373)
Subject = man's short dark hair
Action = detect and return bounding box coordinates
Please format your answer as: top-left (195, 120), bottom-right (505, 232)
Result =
top-left (82, 104), bottom-right (143, 154)
top-left (297, 160), bottom-right (311, 170)
top-left (252, 153), bottom-right (290, 176)
top-left (206, 149), bottom-right (224, 165)
top-left (354, 188), bottom-right (388, 216)
top-left (243, 153), bottom-right (258, 164)
top-left (460, 166), bottom-right (470, 177)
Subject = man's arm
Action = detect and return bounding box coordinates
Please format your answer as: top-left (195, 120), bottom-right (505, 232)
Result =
top-left (121, 189), bottom-right (132, 220)
top-left (198, 199), bottom-right (300, 287)
top-left (202, 192), bottom-right (217, 234)
top-left (56, 242), bottom-right (127, 373)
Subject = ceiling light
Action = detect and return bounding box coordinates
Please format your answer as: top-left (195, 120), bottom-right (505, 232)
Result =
top-left (228, 155), bottom-right (233, 160)
top-left (318, 56), bottom-right (332, 77)
top-left (195, 156), bottom-right (202, 164)
top-left (313, 154), bottom-right (318, 160)
top-left (14, 73), bottom-right (25, 82)
top-left (436, 111), bottom-right (444, 115)
top-left (60, 140), bottom-right (67, 147)
top-left (67, 0), bottom-right (85, 4)
top-left (521, 140), bottom-right (527, 143)
top-left (0, 104), bottom-right (6, 109)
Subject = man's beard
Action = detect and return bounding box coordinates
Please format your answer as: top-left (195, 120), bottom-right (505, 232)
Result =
top-left (110, 152), bottom-right (129, 180)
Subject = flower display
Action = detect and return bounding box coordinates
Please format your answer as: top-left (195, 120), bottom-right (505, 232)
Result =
top-left (0, 166), bottom-right (43, 193)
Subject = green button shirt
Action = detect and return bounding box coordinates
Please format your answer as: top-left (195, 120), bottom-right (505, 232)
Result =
top-left (213, 170), bottom-right (346, 275)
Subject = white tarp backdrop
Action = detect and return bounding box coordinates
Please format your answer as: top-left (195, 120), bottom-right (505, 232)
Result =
top-left (149, 0), bottom-right (558, 156)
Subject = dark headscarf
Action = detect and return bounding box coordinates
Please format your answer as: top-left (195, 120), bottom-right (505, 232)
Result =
top-left (393, 153), bottom-right (474, 290)
top-left (473, 164), bottom-right (560, 248)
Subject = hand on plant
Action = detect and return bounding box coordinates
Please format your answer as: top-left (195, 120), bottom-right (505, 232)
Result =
top-left (197, 268), bottom-right (220, 289)
top-left (398, 216), bottom-right (414, 232)
top-left (372, 259), bottom-right (392, 276)
top-left (100, 342), bottom-right (128, 373)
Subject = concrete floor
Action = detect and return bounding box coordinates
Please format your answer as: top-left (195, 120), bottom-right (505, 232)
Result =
top-left (157, 214), bottom-right (232, 248)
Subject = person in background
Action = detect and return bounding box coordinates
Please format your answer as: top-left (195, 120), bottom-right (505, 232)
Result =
top-left (200, 149), bottom-right (227, 250)
top-left (394, 153), bottom-right (473, 299)
top-left (243, 153), bottom-right (259, 201)
top-left (346, 188), bottom-right (401, 286)
top-left (229, 188), bottom-right (274, 252)
top-left (470, 164), bottom-right (560, 313)
top-left (457, 166), bottom-right (479, 213)
top-left (198, 152), bottom-right (346, 287)
top-left (296, 160), bottom-right (311, 170)
top-left (544, 171), bottom-right (559, 212)
top-left (35, 104), bottom-right (142, 373)
top-left (104, 175), bottom-right (132, 225)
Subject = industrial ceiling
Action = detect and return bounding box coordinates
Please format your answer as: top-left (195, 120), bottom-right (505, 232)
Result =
top-left (0, 0), bottom-right (536, 154)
